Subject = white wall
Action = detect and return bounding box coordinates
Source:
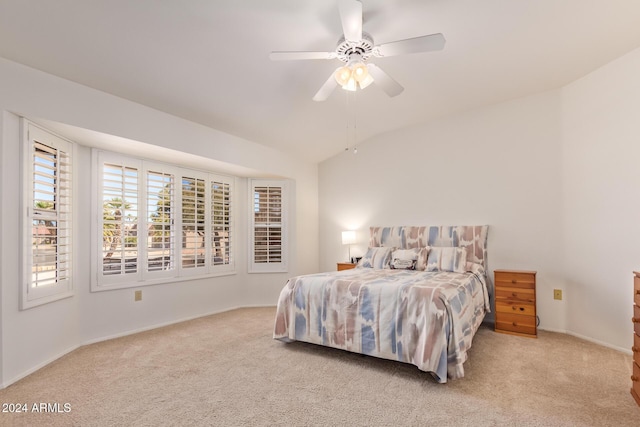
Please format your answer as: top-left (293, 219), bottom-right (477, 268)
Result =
top-left (2, 111), bottom-right (83, 388)
top-left (561, 47), bottom-right (640, 350)
top-left (320, 47), bottom-right (640, 352)
top-left (0, 110), bottom-right (6, 389)
top-left (320, 90), bottom-right (566, 329)
top-left (0, 57), bottom-right (318, 387)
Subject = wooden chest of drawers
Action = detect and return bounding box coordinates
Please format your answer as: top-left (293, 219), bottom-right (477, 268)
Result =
top-left (631, 271), bottom-right (640, 406)
top-left (494, 269), bottom-right (537, 338)
top-left (337, 262), bottom-right (356, 271)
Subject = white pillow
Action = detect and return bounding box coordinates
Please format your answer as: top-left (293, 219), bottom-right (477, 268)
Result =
top-left (426, 247), bottom-right (467, 273)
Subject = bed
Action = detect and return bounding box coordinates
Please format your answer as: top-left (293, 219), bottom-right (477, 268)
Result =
top-left (273, 225), bottom-right (490, 383)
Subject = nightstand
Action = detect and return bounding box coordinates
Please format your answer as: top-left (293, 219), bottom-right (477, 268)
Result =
top-left (494, 269), bottom-right (537, 338)
top-left (337, 262), bottom-right (356, 271)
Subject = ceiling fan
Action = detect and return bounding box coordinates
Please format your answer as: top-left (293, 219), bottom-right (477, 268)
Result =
top-left (269, 0), bottom-right (446, 101)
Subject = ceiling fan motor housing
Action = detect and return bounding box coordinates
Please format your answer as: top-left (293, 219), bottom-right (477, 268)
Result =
top-left (336, 32), bottom-right (374, 62)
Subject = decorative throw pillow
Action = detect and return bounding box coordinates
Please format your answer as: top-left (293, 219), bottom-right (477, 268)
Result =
top-left (358, 247), bottom-right (394, 269)
top-left (426, 247), bottom-right (467, 273)
top-left (390, 248), bottom-right (421, 270)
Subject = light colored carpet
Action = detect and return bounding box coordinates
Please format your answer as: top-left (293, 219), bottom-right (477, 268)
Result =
top-left (0, 307), bottom-right (638, 426)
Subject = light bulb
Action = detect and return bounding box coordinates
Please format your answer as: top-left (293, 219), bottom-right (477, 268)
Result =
top-left (352, 62), bottom-right (369, 83)
top-left (334, 66), bottom-right (352, 86)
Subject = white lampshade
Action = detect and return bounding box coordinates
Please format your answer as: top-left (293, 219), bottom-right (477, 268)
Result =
top-left (342, 76), bottom-right (357, 92)
top-left (358, 73), bottom-right (374, 89)
top-left (341, 230), bottom-right (356, 245)
top-left (334, 66), bottom-right (352, 86)
top-left (351, 61), bottom-right (369, 83)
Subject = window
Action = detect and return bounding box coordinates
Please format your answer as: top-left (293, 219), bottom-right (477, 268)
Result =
top-left (93, 151), bottom-right (234, 290)
top-left (21, 121), bottom-right (74, 309)
top-left (249, 179), bottom-right (288, 273)
top-left (181, 175), bottom-right (207, 272)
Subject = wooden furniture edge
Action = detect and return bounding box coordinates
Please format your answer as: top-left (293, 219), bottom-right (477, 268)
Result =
top-left (494, 269), bottom-right (537, 275)
top-left (495, 329), bottom-right (538, 339)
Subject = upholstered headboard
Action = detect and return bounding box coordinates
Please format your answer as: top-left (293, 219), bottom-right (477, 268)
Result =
top-left (369, 225), bottom-right (489, 269)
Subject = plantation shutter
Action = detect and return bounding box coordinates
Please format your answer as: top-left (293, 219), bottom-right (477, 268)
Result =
top-left (146, 169), bottom-right (175, 274)
top-left (211, 178), bottom-right (232, 268)
top-left (98, 157), bottom-right (141, 284)
top-left (92, 150), bottom-right (236, 290)
top-left (181, 175), bottom-right (207, 271)
top-left (22, 122), bottom-right (74, 309)
top-left (249, 180), bottom-right (288, 273)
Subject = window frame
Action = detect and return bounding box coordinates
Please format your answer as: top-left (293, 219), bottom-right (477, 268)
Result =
top-left (91, 149), bottom-right (235, 292)
top-left (20, 120), bottom-right (75, 309)
top-left (248, 179), bottom-right (289, 273)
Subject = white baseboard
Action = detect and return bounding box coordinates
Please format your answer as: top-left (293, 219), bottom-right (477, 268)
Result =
top-left (81, 305), bottom-right (275, 346)
top-left (1, 344), bottom-right (80, 390)
top-left (484, 321), bottom-right (632, 356)
top-left (1, 305), bottom-right (277, 390)
top-left (537, 326), bottom-right (632, 355)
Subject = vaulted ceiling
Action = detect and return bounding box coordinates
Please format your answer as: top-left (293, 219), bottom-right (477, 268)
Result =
top-left (1, 0), bottom-right (640, 163)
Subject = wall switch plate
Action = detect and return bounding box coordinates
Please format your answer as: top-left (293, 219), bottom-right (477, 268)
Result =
top-left (135, 290), bottom-right (142, 301)
top-left (553, 289), bottom-right (562, 300)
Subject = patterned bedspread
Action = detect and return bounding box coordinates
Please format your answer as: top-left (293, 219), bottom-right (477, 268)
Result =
top-left (273, 268), bottom-right (490, 383)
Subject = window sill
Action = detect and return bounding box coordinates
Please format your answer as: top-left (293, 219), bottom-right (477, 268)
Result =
top-left (21, 290), bottom-right (74, 310)
top-left (91, 270), bottom-right (237, 292)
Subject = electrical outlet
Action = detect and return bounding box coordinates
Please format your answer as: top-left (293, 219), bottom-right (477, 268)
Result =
top-left (553, 289), bottom-right (562, 300)
top-left (134, 290), bottom-right (142, 301)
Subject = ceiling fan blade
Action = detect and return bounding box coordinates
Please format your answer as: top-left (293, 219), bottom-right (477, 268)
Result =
top-left (338, 0), bottom-right (362, 42)
top-left (313, 70), bottom-right (339, 101)
top-left (269, 51), bottom-right (336, 61)
top-left (375, 33), bottom-right (446, 57)
top-left (367, 64), bottom-right (404, 97)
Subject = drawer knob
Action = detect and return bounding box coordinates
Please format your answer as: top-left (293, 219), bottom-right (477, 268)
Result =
top-left (511, 280), bottom-right (517, 284)
top-left (512, 292), bottom-right (518, 297)
top-left (636, 290), bottom-right (640, 295)
top-left (632, 375), bottom-right (639, 382)
top-left (512, 322), bottom-right (518, 326)
top-left (633, 318), bottom-right (640, 324)
top-left (632, 346), bottom-right (639, 353)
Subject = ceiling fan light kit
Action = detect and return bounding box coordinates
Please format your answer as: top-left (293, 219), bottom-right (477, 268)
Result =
top-left (270, 0), bottom-right (446, 101)
top-left (334, 53), bottom-right (371, 91)
top-left (352, 62), bottom-right (367, 81)
top-left (334, 66), bottom-right (352, 86)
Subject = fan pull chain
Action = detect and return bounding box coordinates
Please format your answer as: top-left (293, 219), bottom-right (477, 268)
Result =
top-left (345, 91), bottom-right (350, 151)
top-left (344, 91), bottom-right (359, 154)
top-left (352, 92), bottom-right (358, 154)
